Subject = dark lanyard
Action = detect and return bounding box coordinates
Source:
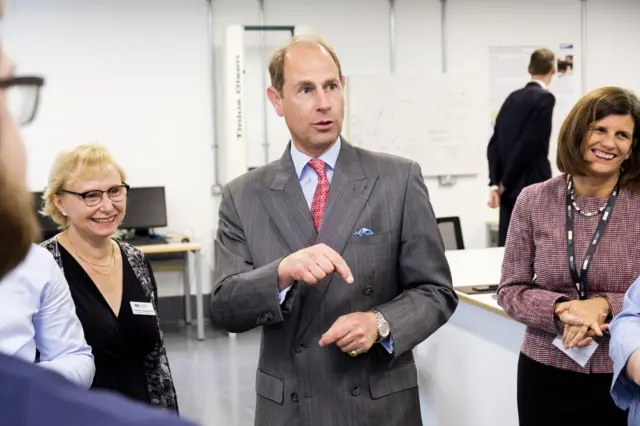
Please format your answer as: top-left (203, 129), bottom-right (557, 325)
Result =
top-left (565, 177), bottom-right (620, 300)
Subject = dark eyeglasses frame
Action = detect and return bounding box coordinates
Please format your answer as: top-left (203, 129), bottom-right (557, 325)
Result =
top-left (0, 75), bottom-right (46, 126)
top-left (59, 184), bottom-right (130, 206)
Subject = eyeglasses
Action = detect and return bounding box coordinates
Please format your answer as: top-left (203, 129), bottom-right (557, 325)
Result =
top-left (60, 184), bottom-right (130, 207)
top-left (0, 75), bottom-right (45, 126)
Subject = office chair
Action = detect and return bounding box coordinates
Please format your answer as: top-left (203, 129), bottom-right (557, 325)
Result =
top-left (436, 216), bottom-right (465, 250)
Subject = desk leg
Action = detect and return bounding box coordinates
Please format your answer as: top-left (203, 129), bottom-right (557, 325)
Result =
top-left (183, 252), bottom-right (192, 324)
top-left (194, 250), bottom-right (205, 341)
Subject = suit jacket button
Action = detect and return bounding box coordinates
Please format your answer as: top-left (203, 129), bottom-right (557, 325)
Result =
top-left (265, 312), bottom-right (273, 321)
top-left (291, 392), bottom-right (299, 402)
top-left (294, 342), bottom-right (304, 353)
top-left (351, 386), bottom-right (360, 396)
top-left (364, 286), bottom-right (373, 296)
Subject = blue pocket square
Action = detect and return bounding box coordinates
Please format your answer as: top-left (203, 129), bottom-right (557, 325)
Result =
top-left (352, 228), bottom-right (374, 236)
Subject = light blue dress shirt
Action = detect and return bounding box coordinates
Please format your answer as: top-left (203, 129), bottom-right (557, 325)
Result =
top-left (278, 138), bottom-right (393, 353)
top-left (0, 244), bottom-right (95, 388)
top-left (610, 276), bottom-right (640, 423)
top-left (289, 137), bottom-right (341, 209)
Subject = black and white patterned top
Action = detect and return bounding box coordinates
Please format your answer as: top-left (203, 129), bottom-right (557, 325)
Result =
top-left (40, 236), bottom-right (179, 412)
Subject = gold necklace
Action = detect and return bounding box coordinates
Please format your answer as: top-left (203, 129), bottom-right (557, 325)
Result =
top-left (65, 232), bottom-right (115, 275)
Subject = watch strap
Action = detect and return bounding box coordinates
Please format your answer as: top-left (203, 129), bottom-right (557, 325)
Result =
top-left (372, 309), bottom-right (389, 342)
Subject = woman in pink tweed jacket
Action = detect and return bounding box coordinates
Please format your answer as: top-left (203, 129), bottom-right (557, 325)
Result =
top-left (497, 86), bottom-right (640, 426)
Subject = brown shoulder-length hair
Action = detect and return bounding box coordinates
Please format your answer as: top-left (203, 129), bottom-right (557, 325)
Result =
top-left (557, 86), bottom-right (640, 189)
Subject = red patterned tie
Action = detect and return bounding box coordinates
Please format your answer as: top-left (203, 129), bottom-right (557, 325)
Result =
top-left (308, 159), bottom-right (329, 231)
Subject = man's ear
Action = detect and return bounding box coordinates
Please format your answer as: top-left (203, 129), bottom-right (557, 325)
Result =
top-left (266, 86), bottom-right (284, 117)
top-left (341, 75), bottom-right (347, 90)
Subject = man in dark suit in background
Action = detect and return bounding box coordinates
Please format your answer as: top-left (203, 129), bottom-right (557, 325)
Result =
top-left (211, 34), bottom-right (458, 426)
top-left (487, 48), bottom-right (556, 246)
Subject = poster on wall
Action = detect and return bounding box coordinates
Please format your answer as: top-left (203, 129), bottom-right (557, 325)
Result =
top-left (488, 45), bottom-right (538, 125)
top-left (489, 46), bottom-right (537, 126)
top-left (553, 42), bottom-right (576, 96)
top-left (488, 43), bottom-right (578, 122)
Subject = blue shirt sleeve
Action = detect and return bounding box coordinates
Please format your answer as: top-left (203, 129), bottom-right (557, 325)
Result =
top-left (278, 285), bottom-right (292, 304)
top-left (33, 254), bottom-right (95, 388)
top-left (380, 336), bottom-right (394, 354)
top-left (610, 276), bottom-right (640, 410)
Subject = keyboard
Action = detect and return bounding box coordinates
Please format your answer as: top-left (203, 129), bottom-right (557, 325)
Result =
top-left (124, 236), bottom-right (169, 246)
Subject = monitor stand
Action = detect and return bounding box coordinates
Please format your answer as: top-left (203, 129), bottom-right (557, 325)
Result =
top-left (133, 227), bottom-right (152, 238)
top-left (124, 228), bottom-right (168, 246)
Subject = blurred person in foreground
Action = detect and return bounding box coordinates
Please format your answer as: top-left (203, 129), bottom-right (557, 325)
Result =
top-left (610, 276), bottom-right (640, 423)
top-left (0, 241), bottom-right (95, 388)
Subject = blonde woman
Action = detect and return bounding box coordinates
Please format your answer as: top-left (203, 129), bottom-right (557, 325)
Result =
top-left (39, 144), bottom-right (178, 411)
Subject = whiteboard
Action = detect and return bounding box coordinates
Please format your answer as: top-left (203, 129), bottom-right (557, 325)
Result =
top-left (345, 73), bottom-right (489, 177)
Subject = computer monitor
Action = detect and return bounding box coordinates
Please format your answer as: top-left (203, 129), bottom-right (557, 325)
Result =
top-left (120, 186), bottom-right (167, 237)
top-left (32, 192), bottom-right (60, 242)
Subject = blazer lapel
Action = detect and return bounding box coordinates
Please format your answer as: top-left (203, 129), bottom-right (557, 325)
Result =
top-left (317, 141), bottom-right (376, 265)
top-left (259, 146), bottom-right (317, 253)
top-left (295, 141), bottom-right (378, 342)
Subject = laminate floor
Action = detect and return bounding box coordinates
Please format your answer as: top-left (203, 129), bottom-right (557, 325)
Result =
top-left (163, 325), bottom-right (260, 426)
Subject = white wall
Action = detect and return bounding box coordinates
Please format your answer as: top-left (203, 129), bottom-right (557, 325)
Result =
top-left (586, 0), bottom-right (640, 94)
top-left (3, 0), bottom-right (639, 294)
top-left (215, 0), bottom-right (592, 249)
top-left (3, 0), bottom-right (215, 296)
top-left (443, 0), bottom-right (582, 246)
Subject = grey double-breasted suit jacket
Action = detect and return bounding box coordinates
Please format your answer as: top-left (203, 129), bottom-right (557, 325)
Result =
top-left (211, 140), bottom-right (458, 426)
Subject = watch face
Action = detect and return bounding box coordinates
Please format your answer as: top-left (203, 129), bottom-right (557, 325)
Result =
top-left (379, 322), bottom-right (390, 338)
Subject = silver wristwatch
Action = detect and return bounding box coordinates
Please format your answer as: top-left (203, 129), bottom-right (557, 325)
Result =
top-left (372, 309), bottom-right (390, 342)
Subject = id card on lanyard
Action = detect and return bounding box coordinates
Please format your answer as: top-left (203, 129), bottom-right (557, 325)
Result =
top-left (565, 177), bottom-right (620, 300)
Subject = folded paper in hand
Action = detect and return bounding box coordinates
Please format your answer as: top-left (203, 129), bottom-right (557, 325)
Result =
top-left (552, 336), bottom-right (598, 368)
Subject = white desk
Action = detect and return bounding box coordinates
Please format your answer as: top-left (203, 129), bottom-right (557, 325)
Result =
top-left (445, 247), bottom-right (507, 317)
top-left (445, 247), bottom-right (504, 285)
top-left (137, 243), bottom-right (205, 341)
top-left (416, 247), bottom-right (525, 426)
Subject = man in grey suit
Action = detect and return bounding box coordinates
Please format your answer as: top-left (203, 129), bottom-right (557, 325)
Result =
top-left (211, 34), bottom-right (458, 426)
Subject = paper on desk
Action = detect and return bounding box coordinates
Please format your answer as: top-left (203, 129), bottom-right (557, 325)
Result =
top-left (552, 336), bottom-right (598, 367)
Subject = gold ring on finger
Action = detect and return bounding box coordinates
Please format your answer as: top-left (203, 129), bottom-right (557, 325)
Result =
top-left (348, 350), bottom-right (358, 357)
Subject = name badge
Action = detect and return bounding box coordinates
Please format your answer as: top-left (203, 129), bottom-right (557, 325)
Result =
top-left (130, 302), bottom-right (156, 316)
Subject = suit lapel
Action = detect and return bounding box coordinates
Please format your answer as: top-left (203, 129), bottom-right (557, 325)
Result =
top-left (259, 146), bottom-right (317, 253)
top-left (295, 141), bottom-right (378, 342)
top-left (317, 141), bottom-right (376, 268)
